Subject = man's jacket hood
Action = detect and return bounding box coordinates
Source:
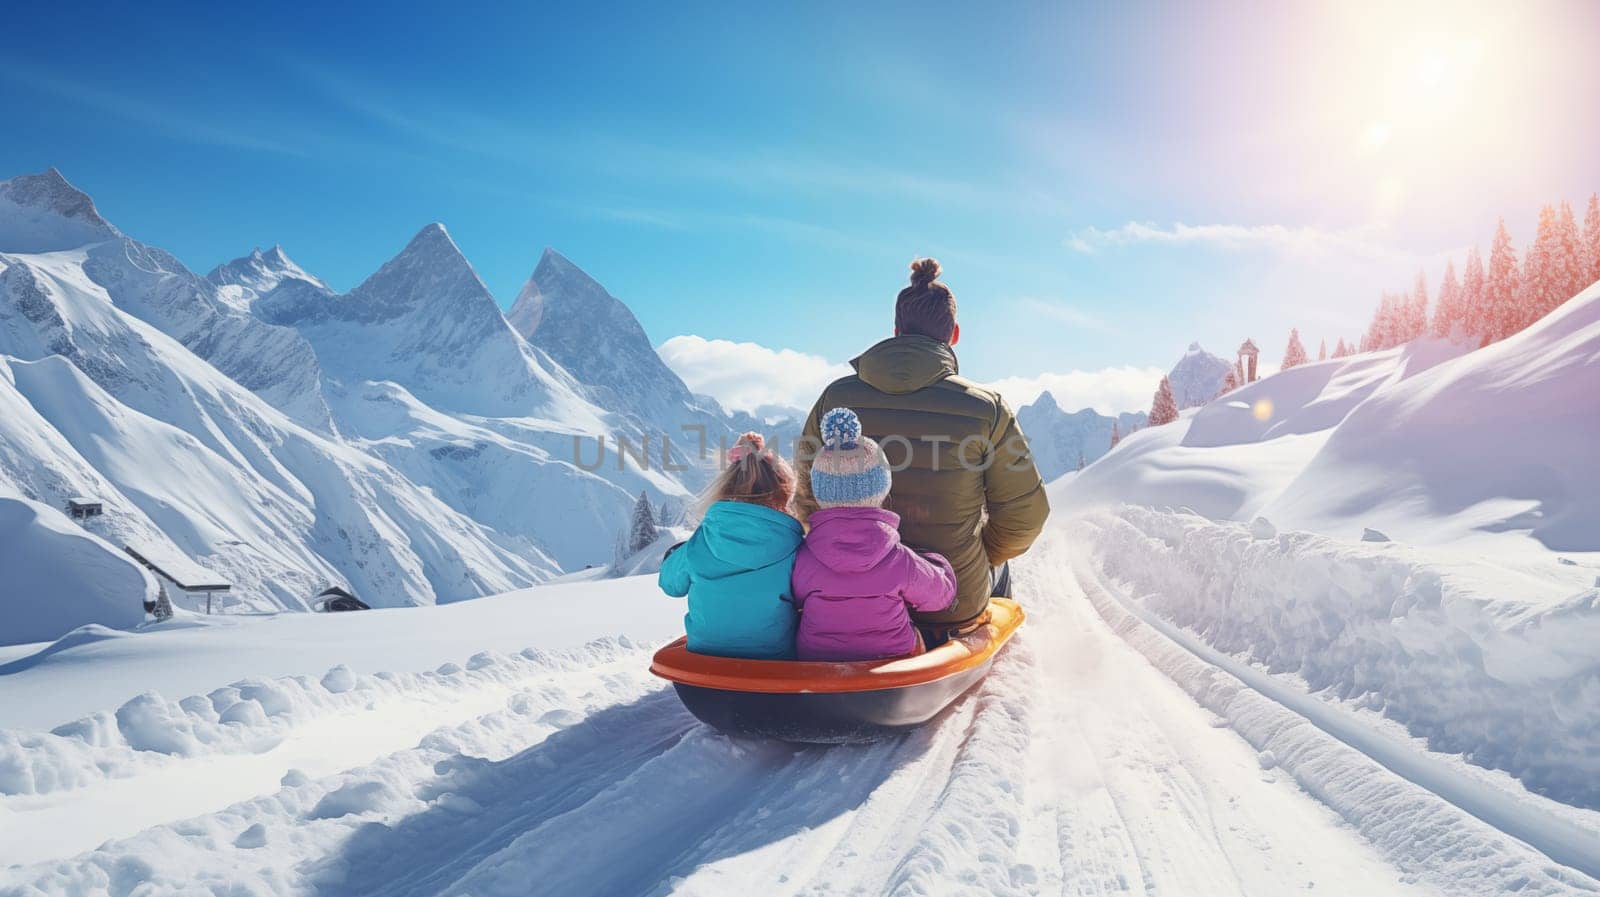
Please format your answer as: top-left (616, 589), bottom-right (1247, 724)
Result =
top-left (852, 335), bottom-right (958, 396)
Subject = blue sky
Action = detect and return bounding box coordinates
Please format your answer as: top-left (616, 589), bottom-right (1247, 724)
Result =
top-left (3, 0), bottom-right (1596, 412)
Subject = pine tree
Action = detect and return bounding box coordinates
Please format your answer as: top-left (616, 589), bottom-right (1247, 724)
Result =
top-left (1485, 218), bottom-right (1521, 342)
top-left (628, 490), bottom-right (660, 554)
top-left (1318, 338), bottom-right (1327, 361)
top-left (1109, 420), bottom-right (1121, 450)
top-left (1281, 328), bottom-right (1308, 370)
top-left (1217, 366), bottom-right (1240, 398)
top-left (1461, 245), bottom-right (1487, 339)
top-left (1431, 260), bottom-right (1460, 338)
top-left (1076, 452), bottom-right (1086, 472)
top-left (1333, 337), bottom-right (1349, 358)
top-left (1148, 376), bottom-right (1179, 426)
top-left (1520, 204), bottom-right (1560, 333)
top-left (1555, 200), bottom-right (1585, 306)
top-left (1407, 271), bottom-right (1429, 341)
top-left (1583, 194), bottom-right (1600, 285)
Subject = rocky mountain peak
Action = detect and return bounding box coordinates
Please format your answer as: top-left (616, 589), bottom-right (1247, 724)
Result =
top-left (0, 168), bottom-right (120, 252)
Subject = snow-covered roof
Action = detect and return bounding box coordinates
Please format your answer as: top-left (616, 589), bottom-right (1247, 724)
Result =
top-left (1237, 338), bottom-right (1260, 355)
top-left (123, 544), bottom-right (230, 592)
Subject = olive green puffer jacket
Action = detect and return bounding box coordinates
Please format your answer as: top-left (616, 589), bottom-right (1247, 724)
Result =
top-left (794, 335), bottom-right (1050, 623)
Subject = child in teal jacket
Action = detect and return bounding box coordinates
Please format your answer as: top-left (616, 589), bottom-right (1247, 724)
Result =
top-left (659, 432), bottom-right (803, 659)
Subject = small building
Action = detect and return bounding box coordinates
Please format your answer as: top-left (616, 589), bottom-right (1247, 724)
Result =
top-left (124, 544), bottom-right (232, 615)
top-left (66, 497), bottom-right (103, 520)
top-left (1237, 338), bottom-right (1261, 383)
top-left (312, 586), bottom-right (370, 613)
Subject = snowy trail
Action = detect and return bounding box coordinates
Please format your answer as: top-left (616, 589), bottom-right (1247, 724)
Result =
top-left (1074, 543), bottom-right (1600, 881)
top-left (7, 534), bottom-right (1598, 896)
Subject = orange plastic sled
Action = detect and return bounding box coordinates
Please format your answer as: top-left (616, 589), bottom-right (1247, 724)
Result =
top-left (650, 598), bottom-right (1024, 743)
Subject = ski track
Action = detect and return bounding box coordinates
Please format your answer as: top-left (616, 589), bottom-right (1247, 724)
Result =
top-left (8, 532), bottom-right (1598, 896)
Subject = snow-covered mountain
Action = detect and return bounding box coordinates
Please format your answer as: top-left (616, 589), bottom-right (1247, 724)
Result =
top-left (1015, 391), bottom-right (1147, 482)
top-left (1167, 341), bottom-right (1234, 409)
top-left (507, 248), bottom-right (740, 476)
top-left (206, 244), bottom-right (327, 299)
top-left (0, 168), bottom-right (729, 639)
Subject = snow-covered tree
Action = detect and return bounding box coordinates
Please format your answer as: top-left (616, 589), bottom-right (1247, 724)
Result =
top-left (628, 490), bottom-right (660, 554)
top-left (1333, 337), bottom-right (1349, 358)
top-left (1216, 365), bottom-right (1240, 398)
top-left (1485, 218), bottom-right (1521, 342)
top-left (1555, 200), bottom-right (1585, 306)
top-left (1461, 245), bottom-right (1487, 340)
top-left (1109, 420), bottom-right (1121, 450)
top-left (1406, 272), bottom-right (1429, 341)
top-left (1280, 328), bottom-right (1308, 370)
top-left (1431, 260), bottom-right (1461, 339)
top-left (1519, 204), bottom-right (1562, 334)
top-left (655, 496), bottom-right (685, 528)
top-left (1583, 193), bottom-right (1600, 285)
top-left (1148, 376), bottom-right (1179, 426)
top-left (1317, 338), bottom-right (1327, 361)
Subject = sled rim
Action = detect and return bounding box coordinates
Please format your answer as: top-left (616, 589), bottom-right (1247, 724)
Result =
top-left (649, 598), bottom-right (1023, 694)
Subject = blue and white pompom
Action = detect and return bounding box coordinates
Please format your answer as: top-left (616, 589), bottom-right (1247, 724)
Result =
top-left (820, 407), bottom-right (862, 449)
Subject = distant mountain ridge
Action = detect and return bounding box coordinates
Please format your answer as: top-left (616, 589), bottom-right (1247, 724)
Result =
top-left (0, 167), bottom-right (759, 635)
top-left (1168, 342), bottom-right (1233, 409)
top-left (1016, 391), bottom-right (1147, 482)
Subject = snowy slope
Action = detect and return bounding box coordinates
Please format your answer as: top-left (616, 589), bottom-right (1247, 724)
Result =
top-left (3, 545), bottom-right (1596, 895)
top-left (1058, 280), bottom-right (1600, 554)
top-left (1014, 391), bottom-right (1146, 481)
top-left (1050, 281), bottom-right (1600, 815)
top-left (0, 236), bottom-right (556, 624)
top-left (234, 233), bottom-right (699, 571)
top-left (0, 485), bottom-right (155, 645)
top-left (0, 168), bottom-right (719, 640)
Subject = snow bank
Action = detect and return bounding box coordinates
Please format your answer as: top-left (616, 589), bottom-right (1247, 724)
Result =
top-left (1083, 506), bottom-right (1600, 808)
top-left (0, 637), bottom-right (646, 796)
top-left (1074, 547), bottom-right (1600, 895)
top-left (0, 487), bottom-right (153, 644)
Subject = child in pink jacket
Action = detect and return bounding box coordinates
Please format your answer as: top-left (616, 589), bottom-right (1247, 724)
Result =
top-left (791, 408), bottom-right (957, 661)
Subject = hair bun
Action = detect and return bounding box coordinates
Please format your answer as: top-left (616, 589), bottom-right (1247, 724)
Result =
top-left (909, 257), bottom-right (941, 289)
top-left (737, 431), bottom-right (765, 452)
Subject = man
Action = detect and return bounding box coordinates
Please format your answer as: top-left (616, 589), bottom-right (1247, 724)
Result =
top-left (794, 257), bottom-right (1050, 643)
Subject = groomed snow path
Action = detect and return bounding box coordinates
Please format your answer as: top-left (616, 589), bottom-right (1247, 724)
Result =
top-left (8, 532), bottom-right (1598, 896)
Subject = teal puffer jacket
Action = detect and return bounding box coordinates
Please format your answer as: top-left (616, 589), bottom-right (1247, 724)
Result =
top-left (659, 500), bottom-right (804, 659)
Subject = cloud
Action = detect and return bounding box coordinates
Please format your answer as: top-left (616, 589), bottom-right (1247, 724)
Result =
top-left (983, 366), bottom-right (1166, 415)
top-left (663, 333), bottom-right (1163, 417)
top-left (657, 335), bottom-right (852, 414)
top-left (0, 65), bottom-right (305, 157)
top-left (1065, 221), bottom-right (1412, 261)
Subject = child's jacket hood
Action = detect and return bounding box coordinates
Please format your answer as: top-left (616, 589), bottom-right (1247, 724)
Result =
top-left (689, 500), bottom-right (803, 578)
top-left (802, 507), bottom-right (902, 574)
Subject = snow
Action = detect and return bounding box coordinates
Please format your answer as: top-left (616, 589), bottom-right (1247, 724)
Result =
top-left (4, 547), bottom-right (1526, 895)
top-left (1082, 506), bottom-right (1600, 809)
top-left (0, 485), bottom-right (154, 644)
top-left (1056, 279), bottom-right (1600, 555)
top-left (0, 169), bottom-right (736, 637)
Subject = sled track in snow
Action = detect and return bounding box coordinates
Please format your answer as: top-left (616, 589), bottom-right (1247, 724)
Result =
top-left (1068, 526), bottom-right (1600, 893)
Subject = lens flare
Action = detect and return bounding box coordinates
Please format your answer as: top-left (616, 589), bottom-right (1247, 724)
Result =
top-left (1252, 398), bottom-right (1275, 422)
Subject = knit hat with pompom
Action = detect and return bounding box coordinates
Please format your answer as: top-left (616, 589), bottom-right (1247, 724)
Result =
top-left (810, 407), bottom-right (892, 508)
